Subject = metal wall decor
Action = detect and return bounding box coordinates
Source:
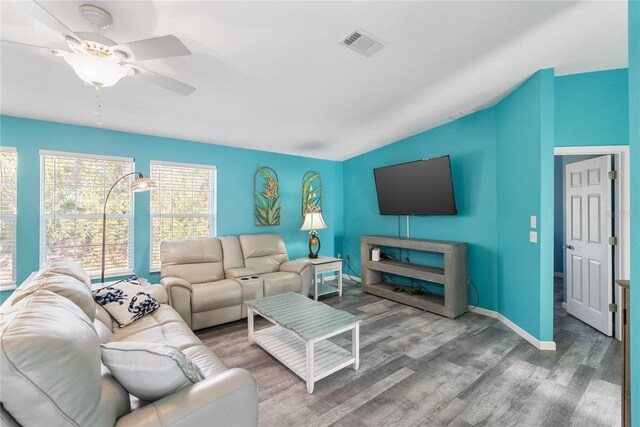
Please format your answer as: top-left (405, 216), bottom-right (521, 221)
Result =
top-left (254, 167), bottom-right (280, 226)
top-left (301, 170), bottom-right (322, 222)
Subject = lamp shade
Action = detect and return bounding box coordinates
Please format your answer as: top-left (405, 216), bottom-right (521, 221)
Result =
top-left (301, 212), bottom-right (327, 231)
top-left (131, 176), bottom-right (157, 192)
top-left (64, 52), bottom-right (129, 87)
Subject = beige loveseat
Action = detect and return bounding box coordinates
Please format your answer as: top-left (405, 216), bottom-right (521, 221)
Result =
top-left (160, 234), bottom-right (311, 331)
top-left (0, 260), bottom-right (258, 427)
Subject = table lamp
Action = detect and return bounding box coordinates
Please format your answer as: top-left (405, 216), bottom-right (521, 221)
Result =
top-left (300, 211), bottom-right (327, 259)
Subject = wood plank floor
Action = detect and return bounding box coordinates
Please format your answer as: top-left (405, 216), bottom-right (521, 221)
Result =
top-left (197, 279), bottom-right (621, 426)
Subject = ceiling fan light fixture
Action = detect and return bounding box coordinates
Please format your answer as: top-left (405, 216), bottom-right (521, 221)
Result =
top-left (63, 52), bottom-right (129, 87)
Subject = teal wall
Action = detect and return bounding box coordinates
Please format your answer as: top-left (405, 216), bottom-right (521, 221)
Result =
top-left (1, 58), bottom-right (633, 368)
top-left (553, 68), bottom-right (629, 280)
top-left (538, 70), bottom-right (556, 342)
top-left (628, 1), bottom-right (640, 424)
top-left (556, 68), bottom-right (629, 147)
top-left (342, 109), bottom-right (499, 311)
top-left (495, 69), bottom-right (555, 341)
top-left (341, 68), bottom-right (626, 344)
top-left (0, 115), bottom-right (344, 302)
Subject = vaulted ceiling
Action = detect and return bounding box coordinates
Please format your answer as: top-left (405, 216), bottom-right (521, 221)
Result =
top-left (0, 1), bottom-right (628, 160)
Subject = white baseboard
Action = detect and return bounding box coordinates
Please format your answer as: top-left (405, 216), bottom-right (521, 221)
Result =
top-left (498, 313), bottom-right (557, 351)
top-left (468, 306), bottom-right (498, 318)
top-left (342, 273), bottom-right (361, 283)
top-left (562, 302), bottom-right (567, 310)
top-left (554, 272), bottom-right (564, 278)
top-left (468, 305), bottom-right (556, 351)
top-left (538, 341), bottom-right (557, 351)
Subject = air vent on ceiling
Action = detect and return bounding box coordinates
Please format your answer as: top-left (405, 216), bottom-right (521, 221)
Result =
top-left (340, 30), bottom-right (385, 57)
top-left (448, 108), bottom-right (477, 121)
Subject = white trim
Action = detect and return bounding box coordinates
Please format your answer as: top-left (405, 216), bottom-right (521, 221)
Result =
top-left (150, 213), bottom-right (211, 219)
top-left (39, 155), bottom-right (44, 267)
top-left (468, 306), bottom-right (498, 318)
top-left (88, 269), bottom-right (135, 280)
top-left (553, 145), bottom-right (629, 155)
top-left (553, 272), bottom-right (564, 278)
top-left (468, 306), bottom-right (556, 351)
top-left (38, 149), bottom-right (133, 163)
top-left (554, 145), bottom-right (629, 342)
top-left (0, 284), bottom-right (17, 292)
top-left (342, 273), bottom-right (361, 283)
top-left (562, 302), bottom-right (567, 310)
top-left (0, 146), bottom-right (17, 153)
top-left (150, 160), bottom-right (217, 170)
top-left (498, 313), bottom-right (556, 351)
top-left (212, 169), bottom-right (218, 237)
top-left (2, 271), bottom-right (37, 292)
top-left (538, 341), bottom-right (557, 351)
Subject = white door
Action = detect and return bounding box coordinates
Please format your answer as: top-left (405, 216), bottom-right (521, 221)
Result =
top-left (565, 155), bottom-right (613, 335)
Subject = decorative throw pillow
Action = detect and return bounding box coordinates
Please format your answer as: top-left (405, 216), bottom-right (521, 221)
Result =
top-left (100, 341), bottom-right (205, 401)
top-left (101, 341), bottom-right (204, 401)
top-left (93, 277), bottom-right (159, 327)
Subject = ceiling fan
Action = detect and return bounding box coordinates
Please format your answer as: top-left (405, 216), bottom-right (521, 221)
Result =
top-left (2, 1), bottom-right (195, 96)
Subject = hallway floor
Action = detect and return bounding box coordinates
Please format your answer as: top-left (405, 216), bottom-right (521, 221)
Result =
top-left (553, 276), bottom-right (621, 425)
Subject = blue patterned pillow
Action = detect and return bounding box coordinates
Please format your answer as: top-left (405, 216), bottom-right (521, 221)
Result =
top-left (93, 278), bottom-right (159, 327)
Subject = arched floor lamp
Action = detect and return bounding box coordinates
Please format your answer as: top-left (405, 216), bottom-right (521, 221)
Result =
top-left (101, 172), bottom-right (156, 283)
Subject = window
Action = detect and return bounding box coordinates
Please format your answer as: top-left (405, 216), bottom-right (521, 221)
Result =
top-left (1, 147), bottom-right (17, 287)
top-left (40, 151), bottom-right (135, 277)
top-left (150, 161), bottom-right (216, 270)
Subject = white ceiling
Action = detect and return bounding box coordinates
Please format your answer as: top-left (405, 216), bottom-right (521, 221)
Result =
top-left (0, 1), bottom-right (628, 161)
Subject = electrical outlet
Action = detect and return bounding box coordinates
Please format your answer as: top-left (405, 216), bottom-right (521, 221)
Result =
top-left (530, 215), bottom-right (537, 228)
top-left (529, 231), bottom-right (538, 243)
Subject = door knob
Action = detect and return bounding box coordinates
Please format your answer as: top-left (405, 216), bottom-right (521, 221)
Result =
top-left (563, 244), bottom-right (574, 250)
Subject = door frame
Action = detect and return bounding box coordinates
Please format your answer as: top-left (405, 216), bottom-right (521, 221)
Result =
top-left (554, 145), bottom-right (630, 341)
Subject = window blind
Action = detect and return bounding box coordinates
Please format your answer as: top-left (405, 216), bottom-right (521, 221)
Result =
top-left (40, 151), bottom-right (135, 276)
top-left (150, 161), bottom-right (216, 269)
top-left (0, 147), bottom-right (17, 286)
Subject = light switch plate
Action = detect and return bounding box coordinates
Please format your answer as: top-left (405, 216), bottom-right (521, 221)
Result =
top-left (530, 215), bottom-right (537, 228)
top-left (530, 231), bottom-right (538, 243)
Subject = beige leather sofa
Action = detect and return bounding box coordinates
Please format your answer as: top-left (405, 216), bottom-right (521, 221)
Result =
top-left (160, 234), bottom-right (311, 331)
top-left (0, 260), bottom-right (258, 427)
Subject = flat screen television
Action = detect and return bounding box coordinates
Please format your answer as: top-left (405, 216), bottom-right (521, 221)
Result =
top-left (373, 155), bottom-right (457, 215)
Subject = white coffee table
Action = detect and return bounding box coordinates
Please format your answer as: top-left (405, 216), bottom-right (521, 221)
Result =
top-left (246, 292), bottom-right (360, 393)
top-left (300, 256), bottom-right (343, 300)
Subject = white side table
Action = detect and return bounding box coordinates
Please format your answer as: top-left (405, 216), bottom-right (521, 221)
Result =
top-left (300, 256), bottom-right (343, 301)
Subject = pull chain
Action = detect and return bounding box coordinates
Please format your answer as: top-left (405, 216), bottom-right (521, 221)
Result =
top-left (94, 84), bottom-right (103, 127)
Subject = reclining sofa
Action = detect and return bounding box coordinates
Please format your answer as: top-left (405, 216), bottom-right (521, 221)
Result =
top-left (0, 260), bottom-right (258, 427)
top-left (160, 233), bottom-right (311, 330)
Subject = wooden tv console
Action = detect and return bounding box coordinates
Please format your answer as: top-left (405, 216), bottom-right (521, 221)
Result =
top-left (360, 235), bottom-right (468, 318)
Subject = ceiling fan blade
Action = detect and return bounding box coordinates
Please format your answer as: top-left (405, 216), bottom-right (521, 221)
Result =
top-left (25, 1), bottom-right (84, 44)
top-left (111, 35), bottom-right (191, 62)
top-left (128, 65), bottom-right (195, 96)
top-left (1, 39), bottom-right (67, 56)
